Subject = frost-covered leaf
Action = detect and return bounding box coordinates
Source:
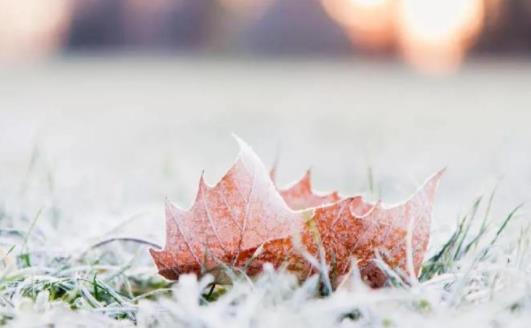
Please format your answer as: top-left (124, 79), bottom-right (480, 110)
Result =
top-left (150, 137), bottom-right (443, 287)
top-left (275, 170), bottom-right (340, 210)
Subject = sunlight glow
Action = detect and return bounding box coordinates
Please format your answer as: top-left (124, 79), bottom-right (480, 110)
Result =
top-left (322, 0), bottom-right (486, 72)
top-left (397, 0), bottom-right (484, 72)
top-left (321, 0), bottom-right (395, 49)
top-left (0, 0), bottom-right (72, 62)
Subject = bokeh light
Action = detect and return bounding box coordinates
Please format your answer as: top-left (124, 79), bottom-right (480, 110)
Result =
top-left (321, 0), bottom-right (487, 72)
top-left (396, 0), bottom-right (485, 72)
top-left (0, 0), bottom-right (72, 62)
top-left (0, 0), bottom-right (523, 72)
top-left (321, 0), bottom-right (395, 50)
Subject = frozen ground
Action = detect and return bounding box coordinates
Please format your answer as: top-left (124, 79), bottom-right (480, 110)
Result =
top-left (1, 57), bottom-right (531, 326)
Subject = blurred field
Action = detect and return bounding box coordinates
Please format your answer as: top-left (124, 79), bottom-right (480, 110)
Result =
top-left (2, 57), bottom-right (530, 214)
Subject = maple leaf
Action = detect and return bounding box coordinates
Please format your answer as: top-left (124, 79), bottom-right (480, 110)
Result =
top-left (275, 170), bottom-right (340, 210)
top-left (150, 137), bottom-right (443, 287)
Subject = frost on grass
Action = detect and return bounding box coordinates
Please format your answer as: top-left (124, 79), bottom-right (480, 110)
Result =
top-left (138, 197), bottom-right (530, 328)
top-left (1, 165), bottom-right (530, 328)
top-left (0, 140), bottom-right (529, 327)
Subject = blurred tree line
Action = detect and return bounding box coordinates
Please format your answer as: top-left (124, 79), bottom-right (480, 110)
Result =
top-left (31, 0), bottom-right (518, 56)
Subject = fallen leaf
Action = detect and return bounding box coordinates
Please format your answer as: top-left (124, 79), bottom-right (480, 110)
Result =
top-left (275, 170), bottom-right (340, 210)
top-left (150, 137), bottom-right (443, 287)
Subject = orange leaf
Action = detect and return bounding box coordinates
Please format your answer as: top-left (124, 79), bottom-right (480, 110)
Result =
top-left (150, 137), bottom-right (443, 287)
top-left (276, 170), bottom-right (340, 210)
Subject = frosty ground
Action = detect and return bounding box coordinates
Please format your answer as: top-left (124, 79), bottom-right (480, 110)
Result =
top-left (1, 57), bottom-right (531, 327)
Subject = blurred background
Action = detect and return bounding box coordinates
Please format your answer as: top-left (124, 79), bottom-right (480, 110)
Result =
top-left (0, 0), bottom-right (530, 71)
top-left (1, 0), bottom-right (531, 251)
